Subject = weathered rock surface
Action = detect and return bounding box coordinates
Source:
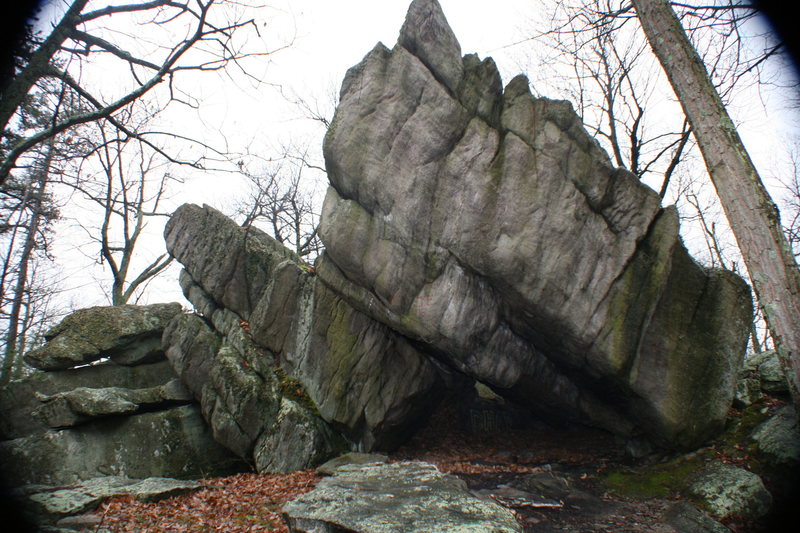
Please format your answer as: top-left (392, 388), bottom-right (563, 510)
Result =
top-left (164, 203), bottom-right (442, 452)
top-left (689, 461), bottom-right (772, 519)
top-left (33, 379), bottom-right (193, 428)
top-left (317, 0), bottom-right (752, 449)
top-left (0, 360), bottom-right (176, 440)
top-left (163, 304), bottom-right (346, 472)
top-left (0, 405), bottom-right (244, 486)
top-left (24, 303), bottom-right (182, 370)
top-left (735, 350), bottom-right (790, 407)
top-left (21, 476), bottom-right (204, 521)
top-left (750, 405), bottom-right (800, 467)
top-left (281, 461), bottom-right (521, 533)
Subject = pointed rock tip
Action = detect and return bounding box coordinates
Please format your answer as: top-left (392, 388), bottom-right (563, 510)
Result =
top-left (398, 0), bottom-right (463, 93)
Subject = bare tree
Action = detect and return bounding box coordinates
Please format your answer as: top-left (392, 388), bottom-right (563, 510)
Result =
top-left (235, 146), bottom-right (323, 261)
top-left (535, 0), bottom-right (694, 193)
top-left (61, 105), bottom-right (176, 305)
top-left (0, 0), bottom-right (274, 186)
top-left (632, 0), bottom-right (800, 408)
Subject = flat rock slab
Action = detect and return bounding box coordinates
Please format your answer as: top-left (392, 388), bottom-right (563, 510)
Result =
top-left (33, 379), bottom-right (194, 428)
top-left (282, 461), bottom-right (521, 532)
top-left (25, 476), bottom-right (204, 518)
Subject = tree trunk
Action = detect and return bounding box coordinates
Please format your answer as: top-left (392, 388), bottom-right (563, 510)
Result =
top-left (631, 0), bottom-right (800, 408)
top-left (0, 145), bottom-right (51, 384)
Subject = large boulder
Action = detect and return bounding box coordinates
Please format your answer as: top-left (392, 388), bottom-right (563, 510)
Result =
top-left (281, 461), bottom-right (522, 533)
top-left (24, 303), bottom-right (183, 370)
top-left (164, 203), bottom-right (443, 452)
top-left (317, 0), bottom-right (752, 449)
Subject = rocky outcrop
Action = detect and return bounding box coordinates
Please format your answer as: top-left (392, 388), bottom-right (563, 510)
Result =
top-left (317, 0), bottom-right (752, 449)
top-left (0, 306), bottom-right (245, 490)
top-left (0, 404), bottom-right (243, 486)
top-left (163, 203), bottom-right (443, 453)
top-left (162, 308), bottom-right (345, 472)
top-left (281, 461), bottom-right (522, 533)
top-left (24, 303), bottom-right (182, 371)
top-left (0, 360), bottom-right (176, 440)
top-left (32, 379), bottom-right (193, 428)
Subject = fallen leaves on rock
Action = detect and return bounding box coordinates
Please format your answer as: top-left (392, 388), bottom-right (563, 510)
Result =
top-left (95, 470), bottom-right (319, 532)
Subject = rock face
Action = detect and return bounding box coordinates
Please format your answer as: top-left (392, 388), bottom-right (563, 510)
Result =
top-left (0, 306), bottom-right (244, 489)
top-left (0, 360), bottom-right (176, 440)
top-left (281, 461), bottom-right (521, 533)
top-left (33, 379), bottom-right (193, 429)
top-left (317, 0), bottom-right (752, 449)
top-left (0, 404), bottom-right (243, 486)
top-left (163, 203), bottom-right (443, 455)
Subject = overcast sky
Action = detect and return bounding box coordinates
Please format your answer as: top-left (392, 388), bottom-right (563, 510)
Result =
top-left (40, 0), bottom-right (798, 311)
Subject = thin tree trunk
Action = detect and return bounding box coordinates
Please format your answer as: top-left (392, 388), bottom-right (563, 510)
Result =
top-left (631, 0), bottom-right (800, 408)
top-left (1, 144), bottom-right (52, 384)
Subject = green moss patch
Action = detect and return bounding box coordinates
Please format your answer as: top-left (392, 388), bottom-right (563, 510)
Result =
top-left (273, 365), bottom-right (318, 415)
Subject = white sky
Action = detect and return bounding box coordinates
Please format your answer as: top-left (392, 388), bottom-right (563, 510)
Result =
top-left (40, 0), bottom-right (798, 312)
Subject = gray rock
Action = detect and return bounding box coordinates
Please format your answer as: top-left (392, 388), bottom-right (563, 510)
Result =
top-left (254, 398), bottom-right (345, 473)
top-left (0, 360), bottom-right (177, 440)
top-left (689, 461), bottom-right (772, 519)
top-left (397, 0), bottom-right (463, 93)
top-left (23, 476), bottom-right (203, 525)
top-left (33, 380), bottom-right (194, 428)
top-left (664, 502), bottom-right (730, 533)
top-left (24, 303), bottom-right (183, 371)
top-left (0, 405), bottom-right (244, 486)
top-left (751, 405), bottom-right (800, 466)
top-left (163, 310), bottom-right (344, 471)
top-left (165, 205), bottom-right (443, 452)
top-left (281, 461), bottom-right (521, 533)
top-left (284, 278), bottom-right (442, 450)
top-left (734, 375), bottom-right (762, 407)
top-left (319, 0), bottom-right (752, 450)
top-left (741, 350), bottom-right (789, 395)
top-left (316, 452), bottom-right (389, 476)
top-left (163, 203), bottom-right (299, 320)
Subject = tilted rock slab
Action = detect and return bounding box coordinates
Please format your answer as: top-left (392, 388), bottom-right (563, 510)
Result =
top-left (163, 203), bottom-right (442, 453)
top-left (24, 302), bottom-right (183, 370)
top-left (282, 461), bottom-right (521, 533)
top-left (318, 0), bottom-right (752, 449)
